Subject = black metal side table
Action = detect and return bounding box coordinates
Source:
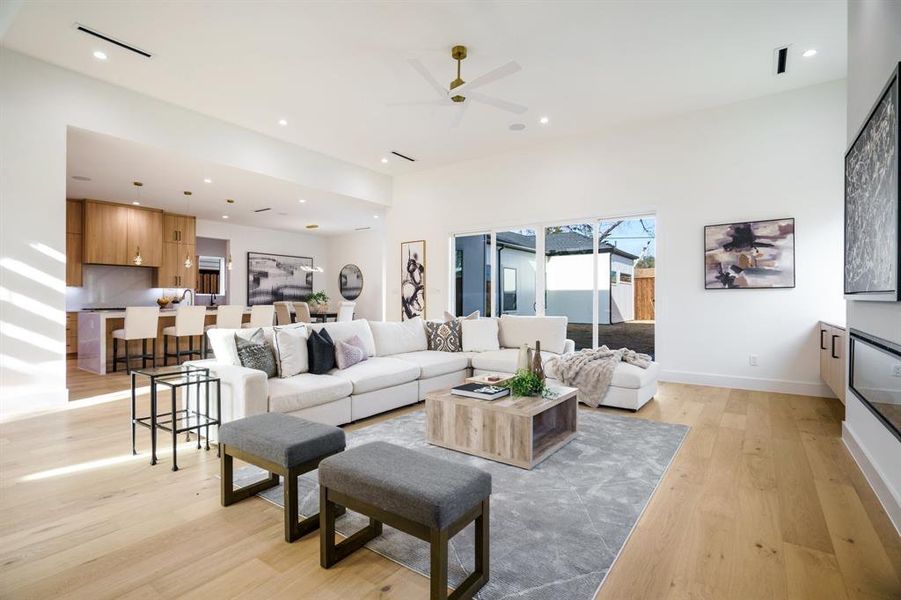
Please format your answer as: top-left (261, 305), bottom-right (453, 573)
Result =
top-left (130, 365), bottom-right (217, 470)
top-left (152, 372), bottom-right (221, 471)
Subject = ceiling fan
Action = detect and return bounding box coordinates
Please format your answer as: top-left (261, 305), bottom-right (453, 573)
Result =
top-left (397, 45), bottom-right (527, 127)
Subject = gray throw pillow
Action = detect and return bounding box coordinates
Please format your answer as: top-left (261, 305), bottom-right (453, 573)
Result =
top-left (235, 329), bottom-right (277, 378)
top-left (425, 320), bottom-right (462, 352)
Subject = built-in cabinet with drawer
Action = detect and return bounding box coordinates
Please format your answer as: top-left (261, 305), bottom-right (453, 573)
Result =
top-left (66, 200), bottom-right (83, 286)
top-left (157, 213), bottom-right (197, 288)
top-left (819, 321), bottom-right (846, 403)
top-left (65, 312), bottom-right (78, 356)
top-left (82, 200), bottom-right (163, 267)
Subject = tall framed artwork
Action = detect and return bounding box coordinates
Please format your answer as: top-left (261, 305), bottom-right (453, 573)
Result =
top-left (704, 218), bottom-right (795, 289)
top-left (401, 240), bottom-right (425, 320)
top-left (247, 252), bottom-right (314, 305)
top-left (844, 62), bottom-right (901, 302)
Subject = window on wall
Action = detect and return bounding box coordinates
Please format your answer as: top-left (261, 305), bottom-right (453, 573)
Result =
top-left (453, 234), bottom-right (491, 317)
top-left (502, 267), bottom-right (517, 312)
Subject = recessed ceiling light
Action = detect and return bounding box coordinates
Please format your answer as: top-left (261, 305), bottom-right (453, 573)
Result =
top-left (509, 123), bottom-right (526, 131)
top-left (305, 224), bottom-right (319, 229)
top-left (203, 178), bottom-right (212, 184)
top-left (539, 116), bottom-right (549, 125)
top-left (373, 215), bottom-right (379, 219)
top-left (380, 157), bottom-right (389, 164)
top-left (71, 175), bottom-right (92, 181)
top-left (132, 201), bottom-right (140, 206)
top-left (222, 215), bottom-right (229, 219)
top-left (278, 118), bottom-right (288, 126)
top-left (802, 49), bottom-right (817, 58)
top-left (298, 199), bottom-right (306, 203)
top-left (92, 50), bottom-right (108, 61)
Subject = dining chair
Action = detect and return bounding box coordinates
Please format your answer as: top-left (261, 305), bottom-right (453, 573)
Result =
top-left (112, 306), bottom-right (160, 373)
top-left (274, 302), bottom-right (293, 326)
top-left (163, 305), bottom-right (207, 365)
top-left (242, 305), bottom-right (275, 329)
top-left (337, 301), bottom-right (355, 322)
top-left (293, 302), bottom-right (312, 324)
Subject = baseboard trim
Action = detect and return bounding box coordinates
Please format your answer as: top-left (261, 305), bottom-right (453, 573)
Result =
top-left (659, 369), bottom-right (833, 398)
top-left (842, 422), bottom-right (901, 534)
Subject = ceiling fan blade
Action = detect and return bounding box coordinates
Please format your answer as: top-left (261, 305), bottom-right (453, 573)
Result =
top-left (407, 58), bottom-right (450, 99)
top-left (452, 61), bottom-right (521, 96)
top-left (467, 92), bottom-right (528, 115)
top-left (450, 102), bottom-right (469, 128)
top-left (386, 99), bottom-right (450, 107)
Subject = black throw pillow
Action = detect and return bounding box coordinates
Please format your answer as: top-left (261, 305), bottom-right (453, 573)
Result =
top-left (307, 328), bottom-right (336, 374)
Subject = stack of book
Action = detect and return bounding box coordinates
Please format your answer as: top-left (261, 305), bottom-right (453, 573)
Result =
top-left (450, 383), bottom-right (511, 401)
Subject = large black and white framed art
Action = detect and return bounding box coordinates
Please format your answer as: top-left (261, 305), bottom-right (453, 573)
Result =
top-left (845, 62), bottom-right (901, 302)
top-left (400, 240), bottom-right (425, 320)
top-left (247, 252), bottom-right (314, 305)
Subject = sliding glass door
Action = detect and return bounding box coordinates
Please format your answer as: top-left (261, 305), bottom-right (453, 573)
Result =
top-left (452, 233), bottom-right (491, 317)
top-left (496, 228), bottom-right (536, 316)
top-left (544, 223), bottom-right (596, 350)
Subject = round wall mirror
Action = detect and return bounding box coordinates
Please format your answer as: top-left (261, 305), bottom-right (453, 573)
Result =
top-left (339, 264), bottom-right (363, 300)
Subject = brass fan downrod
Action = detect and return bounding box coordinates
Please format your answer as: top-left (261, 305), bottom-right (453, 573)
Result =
top-left (450, 45), bottom-right (467, 103)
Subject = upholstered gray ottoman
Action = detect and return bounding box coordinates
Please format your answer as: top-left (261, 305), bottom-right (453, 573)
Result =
top-left (318, 441), bottom-right (491, 600)
top-left (220, 413), bottom-right (345, 542)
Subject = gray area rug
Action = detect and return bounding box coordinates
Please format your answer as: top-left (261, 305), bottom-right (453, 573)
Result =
top-left (233, 410), bottom-right (688, 599)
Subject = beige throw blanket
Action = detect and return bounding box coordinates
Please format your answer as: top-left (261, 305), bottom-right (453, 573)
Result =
top-left (545, 346), bottom-right (652, 408)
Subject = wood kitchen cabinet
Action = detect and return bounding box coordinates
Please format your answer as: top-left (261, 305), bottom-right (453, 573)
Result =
top-left (83, 201), bottom-right (129, 265)
top-left (66, 200), bottom-right (83, 286)
top-left (157, 241), bottom-right (196, 288)
top-left (162, 213), bottom-right (195, 246)
top-left (819, 321), bottom-right (846, 403)
top-left (127, 208), bottom-right (163, 267)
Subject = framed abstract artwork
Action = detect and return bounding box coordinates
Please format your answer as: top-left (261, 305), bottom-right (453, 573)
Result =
top-left (338, 264), bottom-right (363, 300)
top-left (247, 252), bottom-right (314, 305)
top-left (844, 62), bottom-right (900, 302)
top-left (704, 218), bottom-right (795, 289)
top-left (401, 240), bottom-right (426, 320)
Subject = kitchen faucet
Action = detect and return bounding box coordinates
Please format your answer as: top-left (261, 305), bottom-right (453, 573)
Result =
top-left (181, 288), bottom-right (195, 306)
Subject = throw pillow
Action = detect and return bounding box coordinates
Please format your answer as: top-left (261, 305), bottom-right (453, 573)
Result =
top-left (234, 329), bottom-right (277, 378)
top-left (461, 318), bottom-right (500, 352)
top-left (443, 310), bottom-right (479, 322)
top-left (307, 328), bottom-right (337, 374)
top-left (335, 334), bottom-right (368, 370)
top-left (425, 320), bottom-right (462, 352)
top-left (272, 326), bottom-right (309, 378)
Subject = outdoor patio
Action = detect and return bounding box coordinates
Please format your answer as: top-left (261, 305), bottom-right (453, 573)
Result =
top-left (567, 321), bottom-right (655, 357)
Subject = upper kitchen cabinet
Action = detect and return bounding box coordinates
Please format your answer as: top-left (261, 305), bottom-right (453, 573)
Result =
top-left (66, 200), bottom-right (83, 286)
top-left (83, 201), bottom-right (129, 265)
top-left (127, 208), bottom-right (163, 267)
top-left (162, 213), bottom-right (195, 246)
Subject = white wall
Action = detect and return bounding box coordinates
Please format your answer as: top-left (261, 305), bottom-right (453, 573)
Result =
top-left (324, 229), bottom-right (385, 322)
top-left (195, 219), bottom-right (329, 307)
top-left (389, 80), bottom-right (846, 396)
top-left (843, 0), bottom-right (901, 530)
top-left (0, 50), bottom-right (390, 414)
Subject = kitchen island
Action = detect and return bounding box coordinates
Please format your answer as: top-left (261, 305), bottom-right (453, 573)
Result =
top-left (77, 307), bottom-right (253, 374)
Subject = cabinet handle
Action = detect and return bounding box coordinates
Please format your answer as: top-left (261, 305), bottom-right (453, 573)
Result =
top-left (831, 334), bottom-right (840, 359)
top-left (820, 329), bottom-right (826, 350)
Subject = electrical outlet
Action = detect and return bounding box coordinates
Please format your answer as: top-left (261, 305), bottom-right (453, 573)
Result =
top-left (892, 364), bottom-right (901, 378)
top-left (749, 354), bottom-right (758, 367)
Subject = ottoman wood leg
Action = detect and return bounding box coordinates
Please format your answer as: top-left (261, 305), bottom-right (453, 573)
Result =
top-left (430, 528), bottom-right (449, 600)
top-left (319, 485), bottom-right (382, 568)
top-left (284, 466), bottom-right (323, 542)
top-left (448, 498), bottom-right (490, 600)
top-left (220, 445), bottom-right (279, 506)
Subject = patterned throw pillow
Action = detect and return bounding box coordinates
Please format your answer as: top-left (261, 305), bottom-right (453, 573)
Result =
top-left (425, 319), bottom-right (462, 352)
top-left (307, 328), bottom-right (337, 374)
top-left (335, 334), bottom-right (368, 370)
top-left (234, 329), bottom-right (277, 378)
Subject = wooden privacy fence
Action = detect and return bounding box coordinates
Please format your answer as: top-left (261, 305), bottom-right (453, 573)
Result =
top-left (634, 268), bottom-right (655, 320)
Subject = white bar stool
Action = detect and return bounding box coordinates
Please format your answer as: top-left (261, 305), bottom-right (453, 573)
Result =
top-left (274, 301), bottom-right (293, 326)
top-left (337, 301), bottom-right (355, 322)
top-left (242, 305), bottom-right (275, 329)
top-left (292, 301), bottom-right (312, 323)
top-left (163, 305), bottom-right (207, 365)
top-left (112, 307), bottom-right (160, 373)
top-left (204, 305), bottom-right (245, 358)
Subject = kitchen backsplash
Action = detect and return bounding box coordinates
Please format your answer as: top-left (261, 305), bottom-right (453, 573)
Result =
top-left (66, 265), bottom-right (177, 310)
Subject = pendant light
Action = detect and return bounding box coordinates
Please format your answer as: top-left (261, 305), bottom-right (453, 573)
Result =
top-left (182, 191), bottom-right (193, 269)
top-left (132, 182), bottom-right (144, 265)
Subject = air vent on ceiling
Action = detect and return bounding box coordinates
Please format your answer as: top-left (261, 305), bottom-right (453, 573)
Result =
top-left (774, 46), bottom-right (789, 75)
top-left (390, 150), bottom-right (416, 162)
top-left (75, 23), bottom-right (153, 58)
top-left (253, 208), bottom-right (271, 213)
top-left (355, 226), bottom-right (372, 231)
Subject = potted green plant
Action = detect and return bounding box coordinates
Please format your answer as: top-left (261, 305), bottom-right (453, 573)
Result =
top-left (306, 290), bottom-right (330, 313)
top-left (503, 369), bottom-right (549, 397)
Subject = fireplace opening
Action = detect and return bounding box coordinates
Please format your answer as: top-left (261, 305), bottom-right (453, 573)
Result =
top-left (849, 329), bottom-right (901, 442)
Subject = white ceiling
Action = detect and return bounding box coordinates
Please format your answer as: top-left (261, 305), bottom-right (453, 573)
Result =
top-left (5, 1), bottom-right (846, 173)
top-left (66, 128), bottom-right (384, 235)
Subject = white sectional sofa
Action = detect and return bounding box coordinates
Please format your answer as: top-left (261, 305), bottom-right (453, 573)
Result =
top-left (191, 315), bottom-right (658, 431)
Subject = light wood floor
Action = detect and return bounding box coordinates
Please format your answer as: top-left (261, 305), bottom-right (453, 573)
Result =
top-left (1, 363), bottom-right (899, 599)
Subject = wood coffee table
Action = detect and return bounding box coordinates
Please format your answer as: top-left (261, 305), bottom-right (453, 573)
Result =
top-left (425, 383), bottom-right (578, 469)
